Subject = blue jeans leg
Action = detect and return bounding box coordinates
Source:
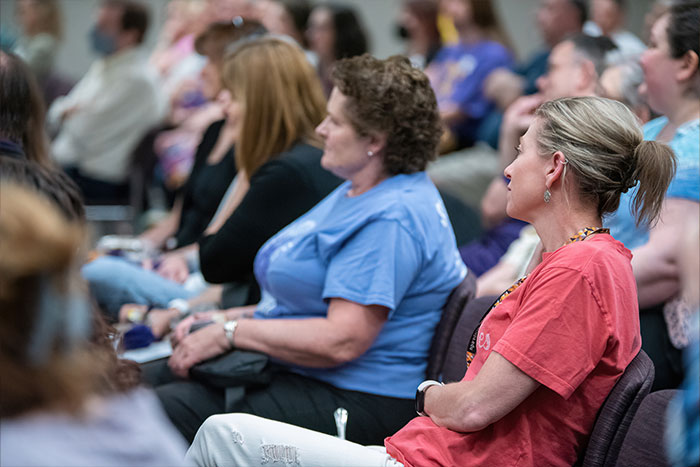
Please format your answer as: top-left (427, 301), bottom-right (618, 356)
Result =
top-left (82, 256), bottom-right (195, 320)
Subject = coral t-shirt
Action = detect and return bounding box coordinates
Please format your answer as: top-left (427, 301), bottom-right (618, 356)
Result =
top-left (385, 234), bottom-right (641, 466)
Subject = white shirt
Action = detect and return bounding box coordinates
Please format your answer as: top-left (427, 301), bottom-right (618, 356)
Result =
top-left (48, 48), bottom-right (165, 183)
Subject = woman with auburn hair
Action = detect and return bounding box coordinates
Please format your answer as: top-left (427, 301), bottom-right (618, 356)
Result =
top-left (186, 96), bottom-right (675, 467)
top-left (0, 184), bottom-right (188, 466)
top-left (153, 51), bottom-right (467, 448)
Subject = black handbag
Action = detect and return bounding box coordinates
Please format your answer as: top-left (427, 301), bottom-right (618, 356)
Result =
top-left (189, 349), bottom-right (270, 388)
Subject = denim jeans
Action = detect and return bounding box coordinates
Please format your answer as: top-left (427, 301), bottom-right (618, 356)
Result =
top-left (83, 255), bottom-right (196, 320)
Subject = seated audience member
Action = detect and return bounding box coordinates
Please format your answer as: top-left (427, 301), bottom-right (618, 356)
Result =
top-left (481, 0), bottom-right (586, 142)
top-left (606, 1), bottom-right (700, 390)
top-left (0, 184), bottom-right (188, 466)
top-left (254, 0), bottom-right (314, 61)
top-left (584, 0), bottom-right (646, 60)
top-left (84, 37), bottom-right (341, 321)
top-left (139, 21), bottom-right (265, 252)
top-left (456, 34), bottom-right (618, 278)
top-left (148, 52), bottom-right (467, 445)
top-left (0, 50), bottom-right (51, 165)
top-left (396, 0), bottom-right (442, 69)
top-left (665, 216), bottom-right (700, 467)
top-left (599, 59), bottom-right (652, 123)
top-left (306, 2), bottom-right (368, 96)
top-left (425, 0), bottom-right (513, 153)
top-left (11, 0), bottom-right (62, 89)
top-left (187, 96), bottom-right (674, 467)
top-left (47, 0), bottom-right (164, 204)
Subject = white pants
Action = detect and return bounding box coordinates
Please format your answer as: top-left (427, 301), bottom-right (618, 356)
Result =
top-left (185, 413), bottom-right (404, 467)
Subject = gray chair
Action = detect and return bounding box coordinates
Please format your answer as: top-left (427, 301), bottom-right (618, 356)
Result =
top-left (616, 390), bottom-right (677, 467)
top-left (425, 272), bottom-right (477, 381)
top-left (579, 350), bottom-right (655, 466)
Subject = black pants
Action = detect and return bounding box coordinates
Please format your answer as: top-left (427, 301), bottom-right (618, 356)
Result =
top-left (64, 167), bottom-right (129, 205)
top-left (142, 359), bottom-right (416, 445)
top-left (640, 304), bottom-right (684, 391)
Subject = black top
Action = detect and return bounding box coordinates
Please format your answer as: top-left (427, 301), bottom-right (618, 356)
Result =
top-left (174, 120), bottom-right (237, 248)
top-left (199, 141), bottom-right (342, 285)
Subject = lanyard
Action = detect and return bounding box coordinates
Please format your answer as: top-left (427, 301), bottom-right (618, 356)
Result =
top-left (464, 227), bottom-right (610, 369)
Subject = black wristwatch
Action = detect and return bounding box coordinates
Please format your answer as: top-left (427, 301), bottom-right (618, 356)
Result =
top-left (415, 380), bottom-right (444, 416)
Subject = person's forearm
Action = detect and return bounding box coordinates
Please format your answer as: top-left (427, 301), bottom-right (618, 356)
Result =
top-left (233, 318), bottom-right (367, 368)
top-left (423, 381), bottom-right (488, 432)
top-left (633, 242), bottom-right (679, 308)
top-left (187, 285), bottom-right (223, 309)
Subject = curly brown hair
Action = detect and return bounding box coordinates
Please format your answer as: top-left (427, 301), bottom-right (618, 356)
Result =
top-left (331, 54), bottom-right (441, 175)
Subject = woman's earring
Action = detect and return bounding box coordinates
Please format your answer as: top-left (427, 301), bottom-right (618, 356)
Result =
top-left (544, 188), bottom-right (551, 203)
top-left (367, 150), bottom-right (374, 157)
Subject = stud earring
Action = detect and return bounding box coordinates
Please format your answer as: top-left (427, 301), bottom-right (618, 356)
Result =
top-left (544, 188), bottom-right (551, 203)
top-left (367, 150), bottom-right (374, 157)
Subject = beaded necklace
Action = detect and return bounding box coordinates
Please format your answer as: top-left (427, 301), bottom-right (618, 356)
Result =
top-left (465, 227), bottom-right (610, 368)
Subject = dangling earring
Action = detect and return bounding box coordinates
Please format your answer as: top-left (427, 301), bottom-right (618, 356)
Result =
top-left (367, 150), bottom-right (374, 157)
top-left (544, 188), bottom-right (551, 203)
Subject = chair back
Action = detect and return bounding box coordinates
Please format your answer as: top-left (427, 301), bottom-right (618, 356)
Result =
top-left (580, 350), bottom-right (655, 466)
top-left (616, 390), bottom-right (676, 467)
top-left (425, 272), bottom-right (476, 381)
top-left (441, 295), bottom-right (497, 383)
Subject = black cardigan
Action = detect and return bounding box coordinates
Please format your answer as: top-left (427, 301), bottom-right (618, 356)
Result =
top-left (198, 141), bottom-right (342, 284)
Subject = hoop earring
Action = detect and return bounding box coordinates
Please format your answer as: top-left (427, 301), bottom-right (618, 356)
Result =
top-left (544, 188), bottom-right (551, 203)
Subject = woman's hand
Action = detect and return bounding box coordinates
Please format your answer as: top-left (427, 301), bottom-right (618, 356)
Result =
top-left (146, 308), bottom-right (180, 339)
top-left (171, 310), bottom-right (220, 346)
top-left (168, 323), bottom-right (231, 378)
top-left (156, 253), bottom-right (189, 283)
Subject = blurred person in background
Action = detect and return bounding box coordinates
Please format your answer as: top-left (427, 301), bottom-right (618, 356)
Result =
top-left (83, 21), bottom-right (267, 321)
top-left (0, 184), bottom-right (188, 466)
top-left (47, 0), bottom-right (165, 205)
top-left (606, 0), bottom-right (700, 390)
top-left (396, 0), bottom-right (442, 69)
top-left (306, 2), bottom-right (368, 96)
top-left (481, 0), bottom-right (586, 146)
top-left (665, 215), bottom-right (699, 467)
top-left (11, 0), bottom-right (62, 86)
top-left (255, 0), bottom-right (314, 63)
top-left (584, 0), bottom-right (646, 61)
top-left (599, 59), bottom-right (652, 123)
top-left (426, 0), bottom-right (513, 154)
top-left (0, 50), bottom-right (51, 165)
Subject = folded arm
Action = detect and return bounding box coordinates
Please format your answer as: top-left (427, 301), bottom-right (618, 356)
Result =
top-left (423, 351), bottom-right (540, 432)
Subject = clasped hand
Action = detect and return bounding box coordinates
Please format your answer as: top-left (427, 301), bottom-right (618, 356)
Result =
top-left (168, 318), bottom-right (231, 379)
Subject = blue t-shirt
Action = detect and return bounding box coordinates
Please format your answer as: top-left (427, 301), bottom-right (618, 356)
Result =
top-left (428, 40), bottom-right (514, 147)
top-left (253, 172), bottom-right (468, 399)
top-left (606, 117), bottom-right (700, 249)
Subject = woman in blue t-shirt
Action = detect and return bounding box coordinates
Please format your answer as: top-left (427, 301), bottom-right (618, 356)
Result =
top-left (160, 51), bottom-right (467, 445)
